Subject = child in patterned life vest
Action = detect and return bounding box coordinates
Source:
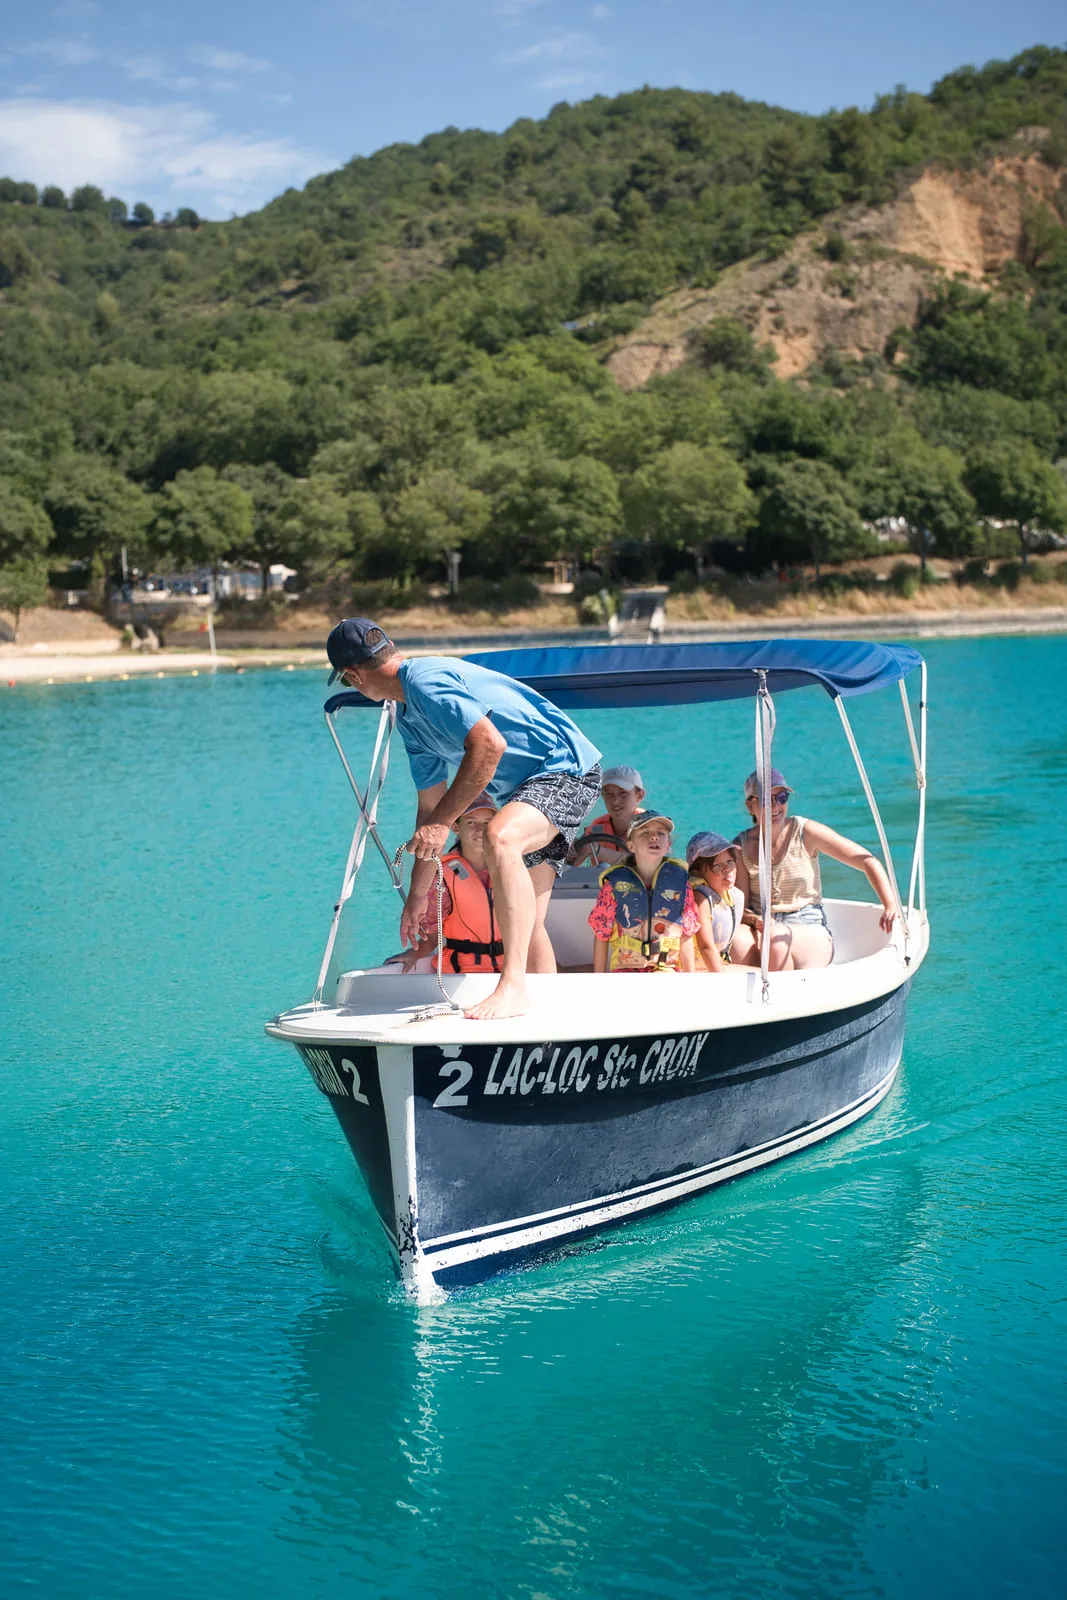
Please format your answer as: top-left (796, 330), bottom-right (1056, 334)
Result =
top-left (569, 765), bottom-right (649, 866)
top-left (588, 813), bottom-right (699, 972)
top-left (685, 831), bottom-right (755, 972)
top-left (402, 793), bottom-right (504, 973)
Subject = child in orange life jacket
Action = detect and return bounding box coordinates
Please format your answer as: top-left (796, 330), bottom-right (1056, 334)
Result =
top-left (569, 765), bottom-right (649, 866)
top-left (588, 813), bottom-right (699, 973)
top-left (401, 793), bottom-right (503, 974)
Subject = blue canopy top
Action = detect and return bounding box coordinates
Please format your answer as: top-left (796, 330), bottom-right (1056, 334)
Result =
top-left (324, 639), bottom-right (922, 715)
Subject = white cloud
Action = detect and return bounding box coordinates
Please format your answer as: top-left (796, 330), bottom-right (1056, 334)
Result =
top-left (190, 48), bottom-right (271, 75)
top-left (0, 98), bottom-right (331, 215)
top-left (591, 4), bottom-right (611, 16)
top-left (503, 31), bottom-right (605, 64)
top-left (121, 56), bottom-right (200, 91)
top-left (537, 70), bottom-right (601, 90)
top-left (20, 38), bottom-right (99, 67)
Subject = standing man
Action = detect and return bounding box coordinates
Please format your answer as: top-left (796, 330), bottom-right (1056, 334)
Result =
top-left (327, 618), bottom-right (601, 1020)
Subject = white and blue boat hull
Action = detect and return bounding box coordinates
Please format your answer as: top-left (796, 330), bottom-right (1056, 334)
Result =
top-left (274, 940), bottom-right (917, 1294)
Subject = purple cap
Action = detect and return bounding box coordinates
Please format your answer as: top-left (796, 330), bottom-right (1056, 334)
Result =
top-left (743, 768), bottom-right (793, 799)
top-left (685, 831), bottom-right (742, 867)
top-left (326, 618), bottom-right (394, 685)
top-left (460, 791), bottom-right (497, 816)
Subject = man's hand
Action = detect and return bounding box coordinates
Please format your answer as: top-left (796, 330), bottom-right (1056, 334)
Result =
top-left (400, 890), bottom-right (430, 950)
top-left (407, 821), bottom-right (451, 862)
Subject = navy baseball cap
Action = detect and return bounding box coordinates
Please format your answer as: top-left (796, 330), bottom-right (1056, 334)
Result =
top-left (326, 618), bottom-right (394, 685)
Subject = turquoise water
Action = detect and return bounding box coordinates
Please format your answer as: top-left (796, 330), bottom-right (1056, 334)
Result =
top-left (2, 637), bottom-right (1065, 1599)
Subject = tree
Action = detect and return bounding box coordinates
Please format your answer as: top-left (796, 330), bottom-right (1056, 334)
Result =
top-left (131, 202), bottom-right (155, 226)
top-left (0, 555), bottom-right (49, 642)
top-left (174, 207), bottom-right (201, 230)
top-left (153, 467), bottom-right (254, 587)
top-left (45, 457), bottom-right (152, 597)
top-left (625, 442), bottom-right (755, 565)
top-left (70, 184), bottom-right (108, 215)
top-left (689, 317), bottom-right (775, 380)
top-left (752, 459), bottom-right (869, 577)
top-left (387, 471), bottom-right (490, 581)
top-left (964, 442), bottom-right (1067, 567)
top-left (220, 463), bottom-right (313, 593)
top-left (479, 452), bottom-right (622, 572)
top-left (857, 436), bottom-right (977, 575)
top-left (94, 291), bottom-right (119, 333)
top-left (40, 185), bottom-right (66, 210)
top-left (106, 197), bottom-right (128, 224)
top-left (0, 481), bottom-right (52, 565)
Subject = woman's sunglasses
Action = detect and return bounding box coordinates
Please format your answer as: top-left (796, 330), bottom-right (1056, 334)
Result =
top-left (751, 789), bottom-right (791, 806)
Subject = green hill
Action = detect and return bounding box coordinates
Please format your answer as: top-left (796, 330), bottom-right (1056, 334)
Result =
top-left (1, 43), bottom-right (1066, 618)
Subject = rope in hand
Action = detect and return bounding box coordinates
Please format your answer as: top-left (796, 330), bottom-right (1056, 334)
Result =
top-left (392, 843), bottom-right (464, 1020)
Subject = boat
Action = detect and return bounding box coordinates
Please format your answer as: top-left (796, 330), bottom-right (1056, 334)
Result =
top-left (266, 639), bottom-right (930, 1298)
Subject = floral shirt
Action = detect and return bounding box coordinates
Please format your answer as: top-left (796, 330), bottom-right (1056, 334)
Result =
top-left (588, 881), bottom-right (700, 941)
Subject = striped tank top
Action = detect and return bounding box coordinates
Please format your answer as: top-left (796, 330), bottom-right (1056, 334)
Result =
top-left (737, 816), bottom-right (822, 915)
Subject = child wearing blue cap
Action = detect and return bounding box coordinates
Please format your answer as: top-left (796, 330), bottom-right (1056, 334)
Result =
top-left (685, 831), bottom-right (753, 971)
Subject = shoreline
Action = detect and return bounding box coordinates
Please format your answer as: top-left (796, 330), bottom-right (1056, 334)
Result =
top-left (2, 603), bottom-right (1066, 684)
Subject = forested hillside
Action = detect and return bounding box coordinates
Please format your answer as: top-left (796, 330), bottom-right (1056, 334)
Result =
top-left (2, 43), bottom-right (1067, 624)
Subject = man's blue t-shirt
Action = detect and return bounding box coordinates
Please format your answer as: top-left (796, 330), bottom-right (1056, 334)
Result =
top-left (395, 657), bottom-right (601, 803)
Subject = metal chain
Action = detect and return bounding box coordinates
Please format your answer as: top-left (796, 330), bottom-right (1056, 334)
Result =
top-left (392, 844), bottom-right (464, 1019)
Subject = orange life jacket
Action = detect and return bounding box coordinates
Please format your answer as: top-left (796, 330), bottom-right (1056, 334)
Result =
top-left (435, 851), bottom-right (503, 974)
top-left (575, 808), bottom-right (647, 864)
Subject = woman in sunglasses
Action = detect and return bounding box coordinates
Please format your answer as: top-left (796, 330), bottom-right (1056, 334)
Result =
top-left (734, 769), bottom-right (897, 971)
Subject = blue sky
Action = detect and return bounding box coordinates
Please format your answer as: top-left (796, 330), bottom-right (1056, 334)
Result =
top-left (0, 0), bottom-right (1063, 219)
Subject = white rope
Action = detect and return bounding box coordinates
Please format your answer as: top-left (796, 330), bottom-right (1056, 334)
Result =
top-left (834, 697), bottom-right (908, 945)
top-left (899, 672), bottom-right (928, 919)
top-left (915, 662), bottom-right (928, 913)
top-left (754, 671), bottom-right (775, 1004)
top-left (392, 843), bottom-right (465, 1021)
top-left (314, 703), bottom-right (397, 1003)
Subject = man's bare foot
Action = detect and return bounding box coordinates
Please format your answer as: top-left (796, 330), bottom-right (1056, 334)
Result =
top-left (464, 979), bottom-right (529, 1021)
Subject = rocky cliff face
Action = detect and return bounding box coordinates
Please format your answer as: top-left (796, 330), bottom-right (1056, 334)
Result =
top-left (606, 153), bottom-right (1067, 389)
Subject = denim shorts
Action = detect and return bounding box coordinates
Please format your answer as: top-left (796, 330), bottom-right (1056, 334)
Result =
top-left (777, 901), bottom-right (834, 953)
top-left (508, 764), bottom-right (602, 877)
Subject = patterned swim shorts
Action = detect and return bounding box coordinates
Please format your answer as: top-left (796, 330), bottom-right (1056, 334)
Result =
top-left (507, 764), bottom-right (603, 877)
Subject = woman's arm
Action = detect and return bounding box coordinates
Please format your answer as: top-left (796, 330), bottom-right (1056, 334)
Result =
top-left (803, 818), bottom-right (897, 931)
top-left (734, 835), bottom-right (761, 926)
top-left (593, 938), bottom-right (609, 974)
top-left (677, 934), bottom-right (695, 973)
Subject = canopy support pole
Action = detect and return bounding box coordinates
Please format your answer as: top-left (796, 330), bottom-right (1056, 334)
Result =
top-left (898, 666), bottom-right (928, 918)
top-left (754, 671), bottom-right (776, 1004)
top-left (325, 703), bottom-right (405, 895)
top-left (314, 702), bottom-right (398, 1004)
top-left (833, 696), bottom-right (908, 951)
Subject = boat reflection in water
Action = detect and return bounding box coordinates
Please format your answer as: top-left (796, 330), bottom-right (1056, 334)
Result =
top-left (267, 640), bottom-right (930, 1298)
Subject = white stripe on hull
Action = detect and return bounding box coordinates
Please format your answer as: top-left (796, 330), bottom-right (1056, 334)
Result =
top-left (392, 1056), bottom-right (900, 1292)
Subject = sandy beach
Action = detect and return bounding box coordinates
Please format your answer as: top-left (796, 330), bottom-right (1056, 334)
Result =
top-left (3, 601), bottom-right (1067, 684)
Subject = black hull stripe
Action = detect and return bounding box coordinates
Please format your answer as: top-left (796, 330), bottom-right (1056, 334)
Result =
top-left (420, 1066), bottom-right (894, 1257)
